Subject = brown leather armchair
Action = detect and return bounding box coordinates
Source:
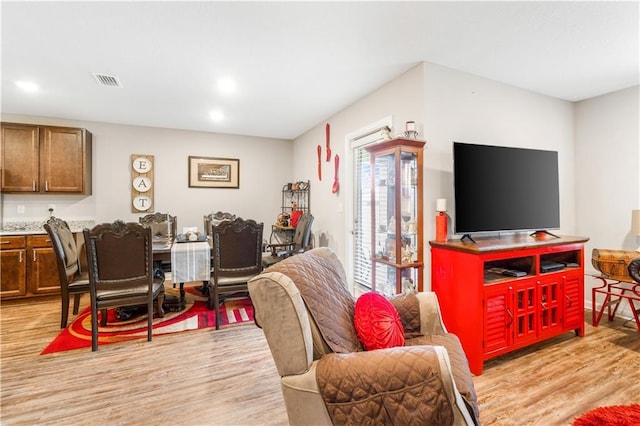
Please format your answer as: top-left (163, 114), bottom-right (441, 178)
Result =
top-left (248, 248), bottom-right (479, 425)
top-left (83, 221), bottom-right (165, 351)
top-left (44, 216), bottom-right (90, 328)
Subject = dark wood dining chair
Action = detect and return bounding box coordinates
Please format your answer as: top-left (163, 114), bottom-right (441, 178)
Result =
top-left (83, 221), bottom-right (165, 351)
top-left (210, 218), bottom-right (263, 329)
top-left (262, 213), bottom-right (314, 268)
top-left (139, 212), bottom-right (177, 245)
top-left (44, 216), bottom-right (91, 328)
top-left (203, 211), bottom-right (236, 238)
top-left (139, 212), bottom-right (177, 284)
top-left (200, 211), bottom-right (238, 296)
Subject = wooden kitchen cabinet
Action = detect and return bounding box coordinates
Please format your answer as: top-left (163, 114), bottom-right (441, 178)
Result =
top-left (1, 123), bottom-right (92, 194)
top-left (0, 236), bottom-right (27, 298)
top-left (27, 234), bottom-right (60, 295)
top-left (0, 234), bottom-right (61, 300)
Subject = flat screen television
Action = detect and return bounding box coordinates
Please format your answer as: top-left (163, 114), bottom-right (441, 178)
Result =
top-left (453, 142), bottom-right (560, 236)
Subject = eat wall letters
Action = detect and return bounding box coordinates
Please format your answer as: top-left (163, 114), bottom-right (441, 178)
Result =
top-left (131, 154), bottom-right (154, 213)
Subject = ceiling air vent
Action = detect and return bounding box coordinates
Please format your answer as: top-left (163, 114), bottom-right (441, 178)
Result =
top-left (92, 73), bottom-right (123, 88)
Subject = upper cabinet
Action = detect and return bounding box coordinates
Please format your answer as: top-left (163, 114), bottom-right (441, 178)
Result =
top-left (1, 123), bottom-right (92, 194)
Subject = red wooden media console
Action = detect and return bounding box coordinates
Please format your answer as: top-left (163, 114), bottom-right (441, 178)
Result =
top-left (430, 234), bottom-right (589, 375)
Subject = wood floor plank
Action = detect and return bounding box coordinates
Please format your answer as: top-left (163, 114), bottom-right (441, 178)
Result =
top-left (475, 317), bottom-right (640, 425)
top-left (1, 294), bottom-right (638, 425)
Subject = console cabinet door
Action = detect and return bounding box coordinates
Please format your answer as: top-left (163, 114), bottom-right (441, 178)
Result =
top-left (513, 279), bottom-right (538, 346)
top-left (0, 124), bottom-right (39, 192)
top-left (483, 284), bottom-right (513, 355)
top-left (562, 273), bottom-right (583, 331)
top-left (537, 276), bottom-right (562, 337)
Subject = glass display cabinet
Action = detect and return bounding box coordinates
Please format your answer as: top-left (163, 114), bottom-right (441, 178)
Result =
top-left (366, 137), bottom-right (425, 295)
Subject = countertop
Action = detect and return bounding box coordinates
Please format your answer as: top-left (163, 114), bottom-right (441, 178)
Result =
top-left (0, 220), bottom-right (95, 236)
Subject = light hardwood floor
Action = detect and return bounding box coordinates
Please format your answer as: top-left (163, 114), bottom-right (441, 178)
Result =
top-left (1, 293), bottom-right (638, 425)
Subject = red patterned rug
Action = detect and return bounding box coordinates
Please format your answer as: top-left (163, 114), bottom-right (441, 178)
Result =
top-left (41, 288), bottom-right (254, 354)
top-left (572, 404), bottom-right (640, 426)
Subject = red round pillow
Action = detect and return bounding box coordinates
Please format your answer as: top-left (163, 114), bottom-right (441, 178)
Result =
top-left (354, 292), bottom-right (405, 350)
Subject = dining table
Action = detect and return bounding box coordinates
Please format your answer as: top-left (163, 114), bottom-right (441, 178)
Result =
top-left (152, 238), bottom-right (212, 311)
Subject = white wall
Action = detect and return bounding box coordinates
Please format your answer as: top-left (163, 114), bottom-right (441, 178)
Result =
top-left (1, 114), bottom-right (292, 235)
top-left (575, 86), bottom-right (640, 315)
top-left (291, 64), bottom-right (424, 273)
top-left (294, 62), bottom-right (577, 291)
top-left (575, 86), bottom-right (640, 254)
top-left (422, 62), bottom-right (575, 288)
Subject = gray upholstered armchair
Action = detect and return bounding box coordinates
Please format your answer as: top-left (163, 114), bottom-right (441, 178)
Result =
top-left (248, 247), bottom-right (479, 425)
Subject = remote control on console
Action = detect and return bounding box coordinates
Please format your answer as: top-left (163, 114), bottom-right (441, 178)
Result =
top-left (487, 267), bottom-right (527, 277)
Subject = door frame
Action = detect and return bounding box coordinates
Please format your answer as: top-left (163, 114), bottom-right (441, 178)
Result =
top-left (343, 116), bottom-right (393, 294)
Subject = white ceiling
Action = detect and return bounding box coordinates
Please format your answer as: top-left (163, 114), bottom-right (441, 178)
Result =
top-left (1, 1), bottom-right (638, 140)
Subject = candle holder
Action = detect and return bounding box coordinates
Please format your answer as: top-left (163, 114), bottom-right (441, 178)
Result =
top-left (436, 198), bottom-right (448, 242)
top-left (404, 120), bottom-right (419, 139)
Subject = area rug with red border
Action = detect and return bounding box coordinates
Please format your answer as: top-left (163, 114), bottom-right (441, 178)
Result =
top-left (41, 287), bottom-right (254, 354)
top-left (572, 404), bottom-right (640, 426)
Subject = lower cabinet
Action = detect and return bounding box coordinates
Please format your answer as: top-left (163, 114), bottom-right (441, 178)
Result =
top-left (0, 236), bottom-right (27, 298)
top-left (27, 235), bottom-right (60, 295)
top-left (483, 273), bottom-right (575, 357)
top-left (0, 234), bottom-right (61, 299)
top-left (431, 235), bottom-right (588, 375)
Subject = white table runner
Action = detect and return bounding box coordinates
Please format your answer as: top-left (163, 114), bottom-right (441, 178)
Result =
top-left (170, 241), bottom-right (211, 283)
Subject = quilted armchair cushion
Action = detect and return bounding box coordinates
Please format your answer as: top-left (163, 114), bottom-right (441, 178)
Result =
top-left (389, 291), bottom-right (422, 335)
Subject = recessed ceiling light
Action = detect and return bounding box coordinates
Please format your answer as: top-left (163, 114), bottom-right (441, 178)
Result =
top-left (16, 80), bottom-right (39, 93)
top-left (217, 78), bottom-right (237, 95)
top-left (209, 110), bottom-right (224, 122)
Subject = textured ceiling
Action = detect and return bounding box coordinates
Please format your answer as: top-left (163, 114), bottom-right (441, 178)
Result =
top-left (1, 1), bottom-right (638, 140)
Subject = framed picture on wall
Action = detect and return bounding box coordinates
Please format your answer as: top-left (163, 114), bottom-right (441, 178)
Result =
top-left (188, 156), bottom-right (240, 188)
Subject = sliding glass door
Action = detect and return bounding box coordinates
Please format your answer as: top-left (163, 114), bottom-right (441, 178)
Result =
top-left (353, 144), bottom-right (372, 292)
top-left (348, 118), bottom-right (391, 294)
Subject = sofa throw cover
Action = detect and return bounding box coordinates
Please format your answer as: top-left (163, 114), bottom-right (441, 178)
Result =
top-left (266, 251), bottom-right (362, 353)
top-left (406, 333), bottom-right (481, 422)
top-left (316, 346), bottom-right (455, 425)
